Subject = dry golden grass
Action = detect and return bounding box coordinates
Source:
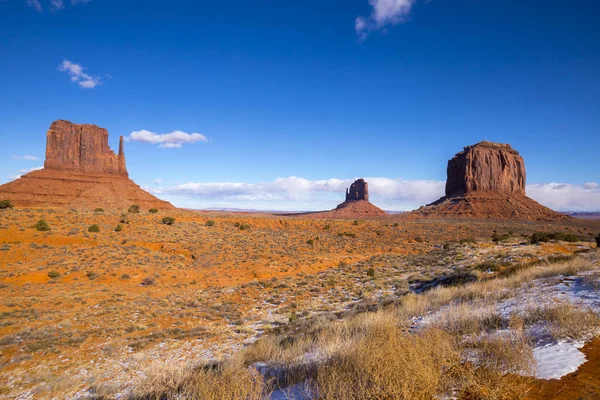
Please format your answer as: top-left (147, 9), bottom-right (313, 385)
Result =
top-left (131, 361), bottom-right (269, 400)
top-left (317, 325), bottom-right (460, 400)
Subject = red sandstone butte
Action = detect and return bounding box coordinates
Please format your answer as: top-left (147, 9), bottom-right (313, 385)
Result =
top-left (414, 141), bottom-right (567, 221)
top-left (0, 120), bottom-right (173, 210)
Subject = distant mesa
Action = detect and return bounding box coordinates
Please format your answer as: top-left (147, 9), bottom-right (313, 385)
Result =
top-left (415, 141), bottom-right (568, 220)
top-left (0, 120), bottom-right (173, 210)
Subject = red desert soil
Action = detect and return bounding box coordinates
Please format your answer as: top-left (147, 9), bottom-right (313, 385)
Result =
top-left (527, 338), bottom-right (600, 400)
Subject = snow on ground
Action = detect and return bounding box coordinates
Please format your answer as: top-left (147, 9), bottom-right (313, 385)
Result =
top-left (533, 341), bottom-right (586, 380)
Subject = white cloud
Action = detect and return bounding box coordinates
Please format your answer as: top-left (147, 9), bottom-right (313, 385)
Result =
top-left (584, 182), bottom-right (599, 190)
top-left (150, 176), bottom-right (446, 211)
top-left (10, 166), bottom-right (43, 180)
top-left (149, 176), bottom-right (600, 212)
top-left (12, 155), bottom-right (39, 161)
top-left (49, 0), bottom-right (64, 11)
top-left (58, 60), bottom-right (102, 89)
top-left (128, 129), bottom-right (208, 148)
top-left (26, 0), bottom-right (42, 11)
top-left (527, 183), bottom-right (600, 212)
top-left (356, 0), bottom-right (417, 39)
top-left (153, 179), bottom-right (163, 185)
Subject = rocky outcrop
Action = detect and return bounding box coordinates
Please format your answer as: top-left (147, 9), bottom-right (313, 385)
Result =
top-left (44, 120), bottom-right (128, 176)
top-left (414, 141), bottom-right (567, 221)
top-left (445, 141), bottom-right (525, 197)
top-left (0, 120), bottom-right (173, 210)
top-left (346, 178), bottom-right (369, 202)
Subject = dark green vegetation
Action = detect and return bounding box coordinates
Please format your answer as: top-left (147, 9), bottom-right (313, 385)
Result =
top-left (530, 231), bottom-right (582, 244)
top-left (161, 217), bottom-right (175, 225)
top-left (0, 200), bottom-right (14, 209)
top-left (34, 219), bottom-right (50, 231)
top-left (88, 224), bottom-right (100, 233)
top-left (128, 204), bottom-right (141, 213)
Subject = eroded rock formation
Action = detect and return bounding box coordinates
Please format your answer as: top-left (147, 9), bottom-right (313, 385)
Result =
top-left (445, 141), bottom-right (525, 197)
top-left (415, 141), bottom-right (567, 221)
top-left (345, 178), bottom-right (369, 202)
top-left (44, 120), bottom-right (128, 176)
top-left (0, 120), bottom-right (173, 210)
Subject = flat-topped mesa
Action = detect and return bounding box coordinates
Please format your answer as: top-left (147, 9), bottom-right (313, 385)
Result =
top-left (44, 120), bottom-right (128, 177)
top-left (345, 178), bottom-right (369, 202)
top-left (445, 141), bottom-right (525, 197)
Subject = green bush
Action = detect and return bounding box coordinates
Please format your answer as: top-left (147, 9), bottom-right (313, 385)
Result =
top-left (367, 267), bottom-right (375, 277)
top-left (531, 231), bottom-right (581, 244)
top-left (94, 208), bottom-right (104, 213)
top-left (0, 200), bottom-right (14, 209)
top-left (306, 239), bottom-right (314, 246)
top-left (35, 219), bottom-right (50, 231)
top-left (414, 236), bottom-right (424, 243)
top-left (149, 208), bottom-right (158, 213)
top-left (47, 271), bottom-right (60, 279)
top-left (88, 224), bottom-right (100, 233)
top-left (120, 274), bottom-right (130, 280)
top-left (205, 219), bottom-right (215, 227)
top-left (128, 204), bottom-right (140, 213)
top-left (595, 234), bottom-right (600, 247)
top-left (352, 220), bottom-right (359, 226)
top-left (234, 222), bottom-right (251, 230)
top-left (161, 216), bottom-right (175, 225)
top-left (115, 224), bottom-right (123, 232)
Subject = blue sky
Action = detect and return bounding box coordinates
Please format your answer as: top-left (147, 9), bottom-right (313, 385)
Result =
top-left (1, 0), bottom-right (599, 211)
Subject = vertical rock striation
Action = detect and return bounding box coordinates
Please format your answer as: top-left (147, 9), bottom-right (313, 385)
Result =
top-left (445, 141), bottom-right (525, 197)
top-left (416, 141), bottom-right (567, 220)
top-left (44, 120), bottom-right (128, 177)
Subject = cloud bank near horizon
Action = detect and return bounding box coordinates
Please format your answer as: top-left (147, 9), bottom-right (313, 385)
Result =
top-left (148, 177), bottom-right (600, 212)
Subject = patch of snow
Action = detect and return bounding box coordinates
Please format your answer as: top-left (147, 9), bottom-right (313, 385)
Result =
top-left (533, 341), bottom-right (586, 380)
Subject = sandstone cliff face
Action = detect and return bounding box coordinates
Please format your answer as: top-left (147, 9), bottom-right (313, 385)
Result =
top-left (44, 120), bottom-right (128, 177)
top-left (445, 141), bottom-right (525, 197)
top-left (418, 141), bottom-right (566, 221)
top-left (345, 178), bottom-right (369, 202)
top-left (0, 120), bottom-right (173, 210)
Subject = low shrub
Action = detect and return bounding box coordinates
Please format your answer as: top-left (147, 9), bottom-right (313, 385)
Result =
top-left (530, 231), bottom-right (581, 244)
top-left (596, 234), bottom-right (600, 247)
top-left (120, 274), bottom-right (130, 280)
top-left (307, 239), bottom-right (314, 246)
top-left (234, 222), bottom-right (251, 230)
top-left (120, 214), bottom-right (129, 224)
top-left (141, 276), bottom-right (156, 286)
top-left (367, 267), bottom-right (375, 277)
top-left (162, 216), bottom-right (175, 225)
top-left (149, 208), bottom-right (158, 213)
top-left (0, 200), bottom-right (14, 209)
top-left (491, 232), bottom-right (510, 243)
top-left (47, 271), bottom-right (60, 279)
top-left (86, 271), bottom-right (98, 280)
top-left (128, 204), bottom-right (140, 213)
top-left (115, 224), bottom-right (123, 232)
top-left (88, 224), bottom-right (100, 233)
top-left (205, 219), bottom-right (215, 227)
top-left (34, 219), bottom-right (50, 231)
top-left (94, 208), bottom-right (104, 213)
